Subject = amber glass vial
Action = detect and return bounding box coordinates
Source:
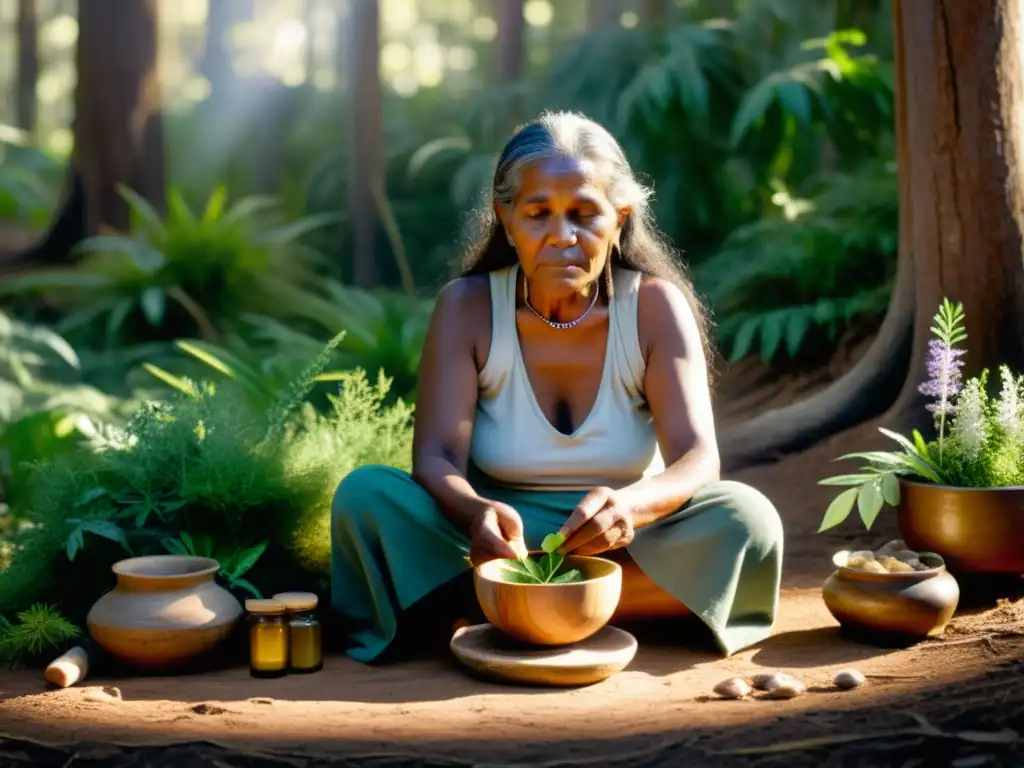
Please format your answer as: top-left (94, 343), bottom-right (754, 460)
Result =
top-left (272, 591), bottom-right (323, 673)
top-left (246, 599), bottom-right (289, 678)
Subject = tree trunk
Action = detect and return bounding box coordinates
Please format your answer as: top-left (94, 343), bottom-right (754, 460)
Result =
top-left (346, 0), bottom-right (382, 287)
top-left (73, 0), bottom-right (165, 235)
top-left (886, 0), bottom-right (1024, 418)
top-left (719, 0), bottom-right (1024, 471)
top-left (495, 0), bottom-right (524, 83)
top-left (589, 0), bottom-right (621, 30)
top-left (16, 0), bottom-right (38, 133)
top-left (198, 0), bottom-right (233, 96)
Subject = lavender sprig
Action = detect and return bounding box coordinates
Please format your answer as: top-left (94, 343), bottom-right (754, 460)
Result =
top-left (918, 298), bottom-right (968, 458)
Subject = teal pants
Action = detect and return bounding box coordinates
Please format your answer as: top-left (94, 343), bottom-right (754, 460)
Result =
top-left (330, 465), bottom-right (783, 663)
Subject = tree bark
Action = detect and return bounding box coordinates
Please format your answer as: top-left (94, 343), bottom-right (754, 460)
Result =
top-left (73, 0), bottom-right (165, 235)
top-left (346, 0), bottom-right (382, 287)
top-left (719, 0), bottom-right (1024, 470)
top-left (886, 0), bottom-right (1024, 421)
top-left (16, 0), bottom-right (38, 133)
top-left (495, 0), bottom-right (524, 83)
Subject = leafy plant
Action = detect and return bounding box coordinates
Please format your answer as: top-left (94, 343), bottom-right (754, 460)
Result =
top-left (817, 298), bottom-right (1024, 533)
top-left (0, 603), bottom-right (79, 667)
top-left (0, 125), bottom-right (65, 227)
top-left (496, 532), bottom-right (585, 585)
top-left (163, 532), bottom-right (267, 598)
top-left (144, 281), bottom-right (433, 405)
top-left (0, 185), bottom-right (336, 347)
top-left (0, 327), bottom-right (415, 629)
top-left (0, 311), bottom-right (138, 513)
top-left (697, 158), bottom-right (897, 363)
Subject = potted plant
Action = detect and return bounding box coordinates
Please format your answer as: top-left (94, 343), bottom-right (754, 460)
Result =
top-left (818, 298), bottom-right (1024, 576)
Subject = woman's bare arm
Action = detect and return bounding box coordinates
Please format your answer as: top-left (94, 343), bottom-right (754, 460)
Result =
top-left (619, 276), bottom-right (721, 527)
top-left (411, 277), bottom-right (495, 532)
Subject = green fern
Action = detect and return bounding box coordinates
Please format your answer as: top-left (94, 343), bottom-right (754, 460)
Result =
top-left (0, 603), bottom-right (80, 667)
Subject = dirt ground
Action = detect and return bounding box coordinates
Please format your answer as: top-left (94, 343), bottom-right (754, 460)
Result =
top-left (1, 333), bottom-right (1023, 767)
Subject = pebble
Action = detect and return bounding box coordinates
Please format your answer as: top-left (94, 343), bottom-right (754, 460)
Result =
top-left (888, 549), bottom-right (922, 563)
top-left (860, 559), bottom-right (889, 574)
top-left (834, 668), bottom-right (866, 690)
top-left (763, 672), bottom-right (806, 693)
top-left (713, 677), bottom-right (752, 699)
top-left (876, 538), bottom-right (907, 554)
top-left (749, 672), bottom-right (776, 690)
top-left (766, 684), bottom-right (804, 699)
top-left (878, 555), bottom-right (915, 573)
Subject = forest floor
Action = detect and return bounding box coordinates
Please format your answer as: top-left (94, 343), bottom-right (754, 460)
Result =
top-left (1, 328), bottom-right (1023, 767)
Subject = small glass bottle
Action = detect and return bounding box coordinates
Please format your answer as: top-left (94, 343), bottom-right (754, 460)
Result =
top-left (246, 599), bottom-right (289, 678)
top-left (272, 591), bottom-right (323, 673)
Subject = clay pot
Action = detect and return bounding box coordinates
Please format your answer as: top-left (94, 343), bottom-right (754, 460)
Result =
top-left (87, 555), bottom-right (243, 670)
top-left (898, 479), bottom-right (1024, 575)
top-left (822, 550), bottom-right (960, 641)
top-left (474, 555), bottom-right (622, 645)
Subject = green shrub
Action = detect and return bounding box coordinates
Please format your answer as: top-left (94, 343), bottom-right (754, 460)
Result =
top-left (0, 332), bottom-right (414, 638)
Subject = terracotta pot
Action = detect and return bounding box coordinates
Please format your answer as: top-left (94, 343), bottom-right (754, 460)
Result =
top-left (822, 550), bottom-right (960, 641)
top-left (474, 555), bottom-right (622, 646)
top-left (898, 479), bottom-right (1024, 575)
top-left (87, 555), bottom-right (243, 670)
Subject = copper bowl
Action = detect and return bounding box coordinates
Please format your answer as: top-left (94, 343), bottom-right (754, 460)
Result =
top-left (822, 550), bottom-right (960, 641)
top-left (898, 479), bottom-right (1024, 575)
top-left (474, 555), bottom-right (622, 646)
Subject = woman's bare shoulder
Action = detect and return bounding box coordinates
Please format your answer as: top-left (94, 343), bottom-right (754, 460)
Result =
top-left (433, 274), bottom-right (492, 328)
top-left (635, 274), bottom-right (703, 359)
top-left (430, 274), bottom-right (493, 363)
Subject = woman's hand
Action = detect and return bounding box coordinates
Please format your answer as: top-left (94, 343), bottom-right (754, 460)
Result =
top-left (468, 501), bottom-right (527, 565)
top-left (558, 487), bottom-right (636, 556)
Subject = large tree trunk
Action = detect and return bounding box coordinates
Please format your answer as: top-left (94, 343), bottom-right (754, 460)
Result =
top-left (16, 0), bottom-right (38, 133)
top-left (887, 0), bottom-right (1024, 416)
top-left (719, 0), bottom-right (1024, 471)
top-left (73, 0), bottom-right (165, 234)
top-left (495, 0), bottom-right (524, 83)
top-left (346, 0), bottom-right (382, 287)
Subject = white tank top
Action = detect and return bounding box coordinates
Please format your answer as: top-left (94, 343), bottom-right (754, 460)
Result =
top-left (469, 264), bottom-right (665, 490)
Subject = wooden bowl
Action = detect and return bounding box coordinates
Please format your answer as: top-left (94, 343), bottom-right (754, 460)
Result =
top-left (474, 555), bottom-right (622, 646)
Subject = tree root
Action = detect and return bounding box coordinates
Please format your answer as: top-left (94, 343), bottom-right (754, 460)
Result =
top-left (717, 267), bottom-right (914, 471)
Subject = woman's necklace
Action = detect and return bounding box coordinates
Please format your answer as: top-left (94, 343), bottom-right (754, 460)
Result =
top-left (523, 283), bottom-right (600, 330)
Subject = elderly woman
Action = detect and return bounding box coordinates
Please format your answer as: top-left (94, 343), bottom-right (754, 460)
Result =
top-left (331, 111), bottom-right (783, 664)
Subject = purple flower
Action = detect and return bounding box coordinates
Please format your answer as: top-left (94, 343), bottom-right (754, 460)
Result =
top-left (918, 339), bottom-right (966, 417)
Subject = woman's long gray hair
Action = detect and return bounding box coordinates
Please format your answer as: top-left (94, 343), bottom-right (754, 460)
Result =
top-left (458, 110), bottom-right (714, 367)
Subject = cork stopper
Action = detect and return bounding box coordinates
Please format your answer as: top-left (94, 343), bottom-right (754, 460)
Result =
top-left (245, 598), bottom-right (286, 615)
top-left (272, 591), bottom-right (319, 612)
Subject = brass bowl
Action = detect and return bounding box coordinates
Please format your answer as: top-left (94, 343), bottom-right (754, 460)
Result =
top-left (898, 479), bottom-right (1024, 575)
top-left (474, 555), bottom-right (622, 646)
top-left (822, 550), bottom-right (960, 641)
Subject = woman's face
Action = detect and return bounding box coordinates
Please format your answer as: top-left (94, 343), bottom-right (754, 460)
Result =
top-left (498, 156), bottom-right (628, 294)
